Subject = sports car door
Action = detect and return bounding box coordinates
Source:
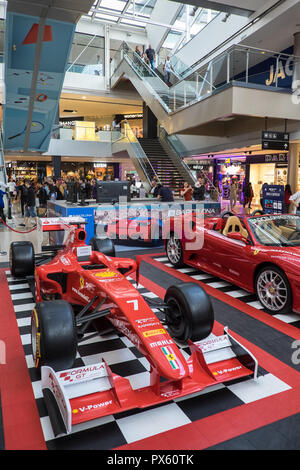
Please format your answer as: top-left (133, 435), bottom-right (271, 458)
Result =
top-left (207, 232), bottom-right (252, 285)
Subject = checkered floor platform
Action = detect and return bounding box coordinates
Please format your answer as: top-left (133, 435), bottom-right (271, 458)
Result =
top-left (153, 256), bottom-right (300, 329)
top-left (5, 270), bottom-right (292, 450)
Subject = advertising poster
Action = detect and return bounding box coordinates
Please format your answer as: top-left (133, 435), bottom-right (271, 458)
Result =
top-left (262, 185), bottom-right (285, 214)
top-left (3, 12), bottom-right (75, 152)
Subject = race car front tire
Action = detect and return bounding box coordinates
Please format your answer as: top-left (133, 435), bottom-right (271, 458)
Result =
top-left (31, 300), bottom-right (77, 371)
top-left (164, 282), bottom-right (214, 342)
top-left (10, 241), bottom-right (35, 277)
top-left (90, 237), bottom-right (115, 257)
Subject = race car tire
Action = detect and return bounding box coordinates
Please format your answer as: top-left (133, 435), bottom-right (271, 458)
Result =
top-left (31, 300), bottom-right (77, 371)
top-left (166, 234), bottom-right (184, 268)
top-left (90, 237), bottom-right (115, 257)
top-left (164, 282), bottom-right (214, 342)
top-left (10, 241), bottom-right (35, 277)
top-left (255, 265), bottom-right (292, 315)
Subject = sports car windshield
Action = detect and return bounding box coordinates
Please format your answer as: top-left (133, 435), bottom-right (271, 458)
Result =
top-left (248, 215), bottom-right (300, 247)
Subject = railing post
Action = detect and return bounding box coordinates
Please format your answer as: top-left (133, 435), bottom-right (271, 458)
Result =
top-left (227, 52), bottom-right (230, 83)
top-left (196, 73), bottom-right (199, 97)
top-left (184, 83), bottom-right (186, 106)
top-left (246, 50), bottom-right (249, 83)
top-left (210, 62), bottom-right (213, 93)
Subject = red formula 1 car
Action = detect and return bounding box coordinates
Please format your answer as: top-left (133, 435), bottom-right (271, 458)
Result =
top-left (10, 216), bottom-right (257, 436)
top-left (165, 210), bottom-right (300, 315)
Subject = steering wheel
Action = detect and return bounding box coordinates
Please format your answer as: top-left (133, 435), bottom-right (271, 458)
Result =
top-left (251, 210), bottom-right (265, 216)
top-left (288, 231), bottom-right (300, 241)
top-left (221, 211), bottom-right (235, 219)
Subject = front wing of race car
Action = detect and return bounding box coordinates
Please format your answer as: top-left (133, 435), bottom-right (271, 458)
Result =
top-left (41, 328), bottom-right (258, 436)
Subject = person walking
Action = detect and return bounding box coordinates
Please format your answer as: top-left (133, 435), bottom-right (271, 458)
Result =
top-left (145, 44), bottom-right (156, 70)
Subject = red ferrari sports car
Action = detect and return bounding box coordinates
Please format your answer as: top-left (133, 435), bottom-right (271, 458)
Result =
top-left (165, 211), bottom-right (300, 315)
top-left (9, 216), bottom-right (257, 436)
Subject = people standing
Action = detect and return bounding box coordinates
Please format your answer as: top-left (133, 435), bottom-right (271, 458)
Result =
top-left (157, 184), bottom-right (174, 202)
top-left (260, 182), bottom-right (268, 209)
top-left (0, 183), bottom-right (7, 223)
top-left (244, 182), bottom-right (254, 210)
top-left (284, 184), bottom-right (292, 213)
top-left (164, 56), bottom-right (172, 85)
top-left (193, 177), bottom-right (206, 201)
top-left (180, 182), bottom-right (193, 201)
top-left (289, 188), bottom-right (300, 214)
top-left (229, 180), bottom-right (237, 210)
top-left (24, 180), bottom-right (36, 226)
top-left (139, 183), bottom-right (147, 198)
top-left (145, 44), bottom-right (156, 70)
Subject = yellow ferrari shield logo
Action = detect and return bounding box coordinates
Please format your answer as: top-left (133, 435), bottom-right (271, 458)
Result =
top-left (80, 277), bottom-right (84, 289)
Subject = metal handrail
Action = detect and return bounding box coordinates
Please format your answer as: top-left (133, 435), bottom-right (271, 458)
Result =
top-left (113, 119), bottom-right (160, 186)
top-left (158, 128), bottom-right (196, 184)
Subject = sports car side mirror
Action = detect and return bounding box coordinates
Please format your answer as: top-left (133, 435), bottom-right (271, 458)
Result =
top-left (227, 232), bottom-right (250, 244)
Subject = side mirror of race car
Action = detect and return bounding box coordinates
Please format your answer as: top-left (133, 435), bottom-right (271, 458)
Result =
top-left (227, 232), bottom-right (250, 244)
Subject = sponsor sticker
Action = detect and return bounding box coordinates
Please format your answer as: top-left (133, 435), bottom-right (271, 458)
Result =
top-left (143, 328), bottom-right (167, 338)
top-left (95, 271), bottom-right (117, 278)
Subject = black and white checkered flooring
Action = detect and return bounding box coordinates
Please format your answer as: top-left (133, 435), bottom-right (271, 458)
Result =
top-left (5, 269), bottom-right (292, 450)
top-left (153, 256), bottom-right (300, 329)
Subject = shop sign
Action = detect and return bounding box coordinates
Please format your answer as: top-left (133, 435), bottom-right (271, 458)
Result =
top-left (246, 154), bottom-right (288, 164)
top-left (262, 131), bottom-right (289, 151)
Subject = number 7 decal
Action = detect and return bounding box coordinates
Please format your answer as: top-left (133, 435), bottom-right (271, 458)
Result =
top-left (126, 299), bottom-right (139, 310)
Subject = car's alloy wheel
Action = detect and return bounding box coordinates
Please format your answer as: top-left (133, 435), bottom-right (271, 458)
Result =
top-left (166, 236), bottom-right (183, 268)
top-left (256, 268), bottom-right (290, 313)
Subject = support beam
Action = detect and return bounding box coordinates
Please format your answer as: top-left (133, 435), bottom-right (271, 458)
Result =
top-left (168, 0), bottom-right (255, 18)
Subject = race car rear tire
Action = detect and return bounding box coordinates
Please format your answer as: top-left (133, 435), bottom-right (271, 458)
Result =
top-left (31, 300), bottom-right (77, 371)
top-left (90, 237), bottom-right (115, 257)
top-left (10, 241), bottom-right (35, 277)
top-left (164, 282), bottom-right (214, 342)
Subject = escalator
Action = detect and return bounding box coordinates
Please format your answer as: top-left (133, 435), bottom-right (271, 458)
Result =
top-left (111, 41), bottom-right (298, 137)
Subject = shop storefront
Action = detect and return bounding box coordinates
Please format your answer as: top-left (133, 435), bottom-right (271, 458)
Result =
top-left (246, 153), bottom-right (289, 206)
top-left (60, 162), bottom-right (119, 181)
top-left (216, 157), bottom-right (246, 201)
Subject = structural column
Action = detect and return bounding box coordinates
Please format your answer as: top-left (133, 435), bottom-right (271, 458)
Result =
top-left (104, 24), bottom-right (110, 92)
top-left (292, 32), bottom-right (300, 91)
top-left (143, 102), bottom-right (158, 138)
top-left (288, 143), bottom-right (300, 194)
top-left (52, 156), bottom-right (61, 179)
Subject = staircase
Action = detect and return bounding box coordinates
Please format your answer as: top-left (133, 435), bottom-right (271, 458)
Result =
top-left (138, 138), bottom-right (186, 194)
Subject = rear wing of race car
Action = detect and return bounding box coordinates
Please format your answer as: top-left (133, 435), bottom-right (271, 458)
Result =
top-left (41, 328), bottom-right (258, 437)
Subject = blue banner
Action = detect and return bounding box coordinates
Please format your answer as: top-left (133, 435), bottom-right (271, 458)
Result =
top-left (263, 185), bottom-right (285, 214)
top-left (3, 12), bottom-right (75, 152)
